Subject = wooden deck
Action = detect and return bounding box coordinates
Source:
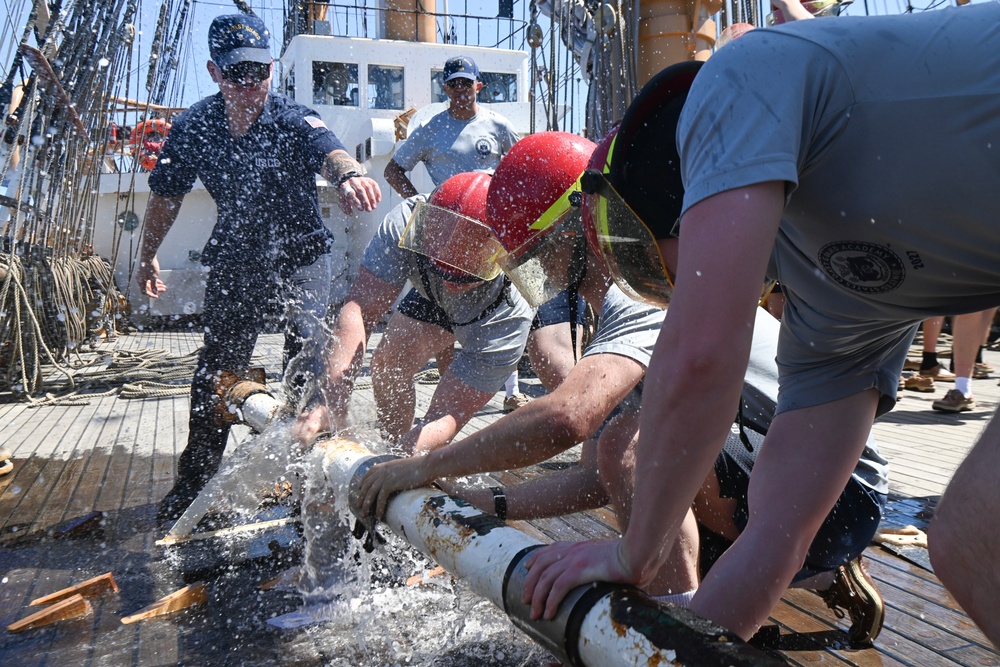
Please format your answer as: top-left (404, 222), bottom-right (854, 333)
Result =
top-left (0, 328), bottom-right (997, 666)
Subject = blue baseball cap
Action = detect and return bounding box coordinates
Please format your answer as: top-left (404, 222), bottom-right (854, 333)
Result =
top-left (443, 56), bottom-right (480, 83)
top-left (208, 14), bottom-right (272, 68)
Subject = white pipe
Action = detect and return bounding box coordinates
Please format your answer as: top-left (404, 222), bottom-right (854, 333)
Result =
top-left (316, 436), bottom-right (782, 667)
top-left (190, 393), bottom-right (781, 665)
top-left (241, 391), bottom-right (284, 433)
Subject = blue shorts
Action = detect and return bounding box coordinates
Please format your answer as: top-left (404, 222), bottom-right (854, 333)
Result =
top-left (711, 451), bottom-right (886, 580)
top-left (532, 291), bottom-right (587, 331)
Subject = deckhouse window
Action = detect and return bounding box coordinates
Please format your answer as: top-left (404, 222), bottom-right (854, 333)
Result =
top-left (313, 61), bottom-right (359, 107)
top-left (282, 64), bottom-right (295, 99)
top-left (369, 65), bottom-right (405, 110)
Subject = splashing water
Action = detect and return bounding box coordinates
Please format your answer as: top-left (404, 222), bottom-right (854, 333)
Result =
top-left (271, 431), bottom-right (553, 665)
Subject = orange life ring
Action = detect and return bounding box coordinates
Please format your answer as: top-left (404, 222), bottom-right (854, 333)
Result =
top-left (129, 118), bottom-right (171, 171)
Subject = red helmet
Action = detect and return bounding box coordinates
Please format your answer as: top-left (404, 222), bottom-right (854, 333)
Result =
top-left (484, 132), bottom-right (596, 306)
top-left (485, 132), bottom-right (596, 254)
top-left (430, 171), bottom-right (490, 222)
top-left (399, 172), bottom-right (505, 282)
top-left (577, 61), bottom-right (703, 307)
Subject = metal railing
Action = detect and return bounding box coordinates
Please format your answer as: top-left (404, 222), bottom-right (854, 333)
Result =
top-left (283, 1), bottom-right (529, 52)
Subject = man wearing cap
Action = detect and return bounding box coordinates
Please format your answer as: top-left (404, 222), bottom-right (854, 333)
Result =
top-left (137, 13), bottom-right (381, 523)
top-left (518, 5), bottom-right (1000, 646)
top-left (383, 55), bottom-right (519, 199)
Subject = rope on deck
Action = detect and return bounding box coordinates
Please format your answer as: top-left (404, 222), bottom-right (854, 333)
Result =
top-left (21, 347), bottom-right (200, 407)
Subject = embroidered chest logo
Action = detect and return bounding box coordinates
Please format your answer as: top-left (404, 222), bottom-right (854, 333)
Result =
top-left (819, 241), bottom-right (905, 294)
top-left (254, 157), bottom-right (281, 169)
top-left (475, 138), bottom-right (493, 157)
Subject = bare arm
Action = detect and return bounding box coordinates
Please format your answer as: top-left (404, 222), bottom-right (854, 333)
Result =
top-left (321, 149), bottom-right (382, 213)
top-left (359, 353), bottom-right (644, 518)
top-left (136, 193), bottom-right (184, 297)
top-left (294, 267), bottom-right (399, 443)
top-left (384, 159), bottom-right (419, 198)
top-left (439, 439), bottom-right (609, 521)
top-left (427, 353), bottom-right (643, 473)
top-left (398, 371), bottom-right (496, 456)
top-left (772, 0), bottom-right (815, 21)
top-left (621, 182), bottom-right (784, 582)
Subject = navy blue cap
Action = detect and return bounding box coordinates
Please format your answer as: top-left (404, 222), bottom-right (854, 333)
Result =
top-left (443, 56), bottom-right (480, 82)
top-left (209, 14), bottom-right (272, 68)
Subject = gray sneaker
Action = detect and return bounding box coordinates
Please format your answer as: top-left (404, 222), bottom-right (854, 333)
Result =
top-left (932, 389), bottom-right (975, 412)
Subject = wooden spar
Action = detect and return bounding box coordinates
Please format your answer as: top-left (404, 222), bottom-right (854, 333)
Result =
top-left (19, 45), bottom-right (89, 140)
top-left (29, 572), bottom-right (119, 606)
top-left (120, 582), bottom-right (207, 624)
top-left (7, 594), bottom-right (93, 633)
top-left (104, 95), bottom-right (186, 114)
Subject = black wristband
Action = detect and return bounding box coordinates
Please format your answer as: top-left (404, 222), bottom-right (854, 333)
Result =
top-left (491, 486), bottom-right (507, 521)
top-left (337, 170), bottom-right (362, 186)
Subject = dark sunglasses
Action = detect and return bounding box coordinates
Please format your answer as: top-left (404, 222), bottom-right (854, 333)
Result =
top-left (445, 78), bottom-right (475, 89)
top-left (221, 62), bottom-right (270, 85)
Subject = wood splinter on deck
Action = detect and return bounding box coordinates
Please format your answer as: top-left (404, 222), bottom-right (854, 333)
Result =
top-left (7, 594), bottom-right (93, 633)
top-left (30, 572), bottom-right (119, 606)
top-left (120, 582), bottom-right (207, 624)
top-left (406, 565), bottom-right (447, 587)
top-left (874, 524), bottom-right (928, 548)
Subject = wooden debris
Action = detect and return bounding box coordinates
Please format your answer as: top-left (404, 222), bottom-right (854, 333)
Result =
top-left (120, 583), bottom-right (207, 624)
top-left (259, 567), bottom-right (300, 592)
top-left (7, 594), bottom-right (92, 633)
top-left (406, 565), bottom-right (447, 588)
top-left (157, 516), bottom-right (293, 546)
top-left (51, 511), bottom-right (103, 538)
top-left (30, 572), bottom-right (118, 606)
top-left (874, 524), bottom-right (928, 548)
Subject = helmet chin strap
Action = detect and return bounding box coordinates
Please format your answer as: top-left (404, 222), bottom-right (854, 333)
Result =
top-left (566, 224), bottom-right (588, 363)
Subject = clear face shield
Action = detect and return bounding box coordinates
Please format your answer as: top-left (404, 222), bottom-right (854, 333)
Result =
top-left (496, 207), bottom-right (583, 309)
top-left (580, 170), bottom-right (674, 309)
top-left (580, 169), bottom-right (776, 308)
top-left (398, 201), bottom-right (506, 282)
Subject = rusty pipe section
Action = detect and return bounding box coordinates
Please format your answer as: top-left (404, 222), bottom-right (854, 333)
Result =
top-left (316, 436), bottom-right (783, 667)
top-left (211, 369), bottom-right (286, 431)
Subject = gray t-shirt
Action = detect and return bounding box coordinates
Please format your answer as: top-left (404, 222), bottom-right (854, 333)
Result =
top-left (678, 6), bottom-right (1000, 415)
top-left (392, 107), bottom-right (520, 186)
top-left (583, 285), bottom-right (665, 367)
top-left (583, 290), bottom-right (888, 492)
top-left (361, 196), bottom-right (534, 393)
